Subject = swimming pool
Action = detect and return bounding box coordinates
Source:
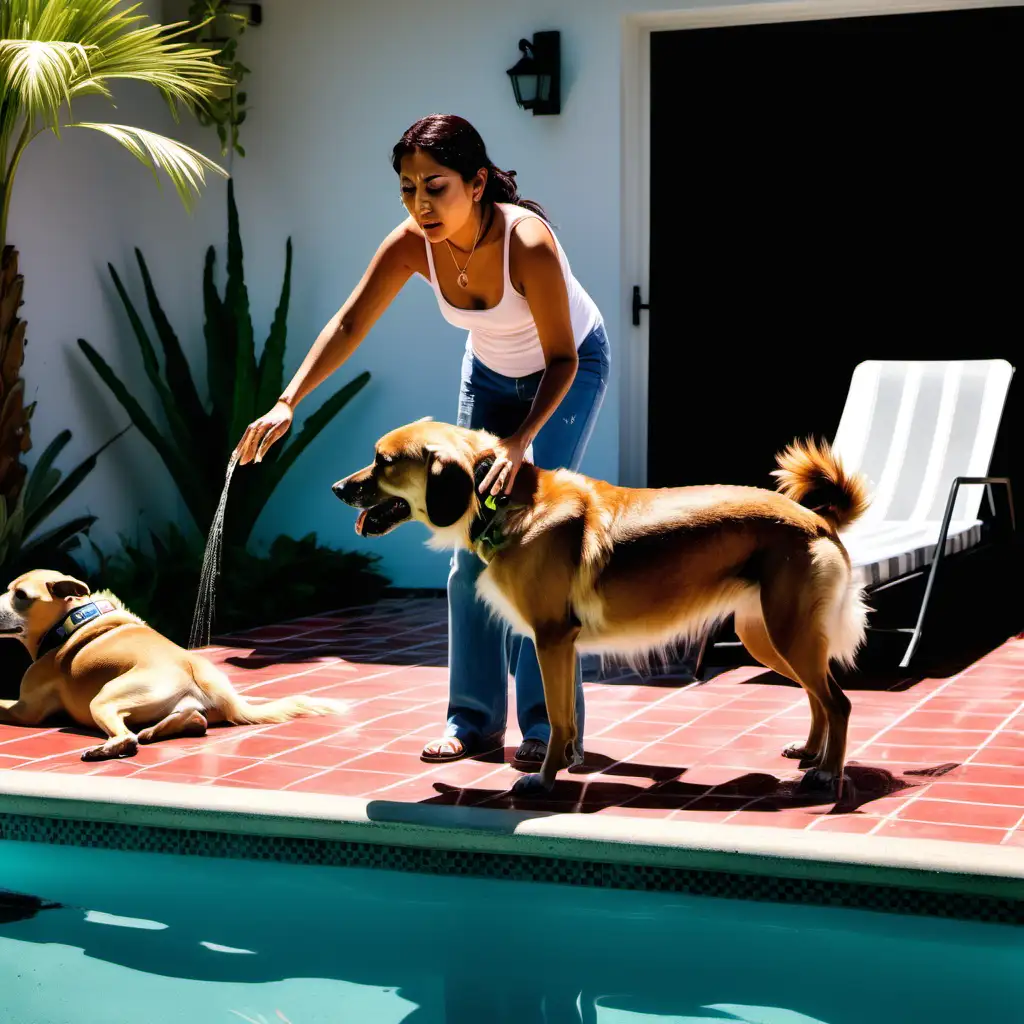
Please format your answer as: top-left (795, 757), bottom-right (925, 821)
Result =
top-left (1, 838), bottom-right (1021, 1024)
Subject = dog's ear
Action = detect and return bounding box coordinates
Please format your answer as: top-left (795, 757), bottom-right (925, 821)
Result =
top-left (424, 445), bottom-right (474, 528)
top-left (47, 576), bottom-right (90, 600)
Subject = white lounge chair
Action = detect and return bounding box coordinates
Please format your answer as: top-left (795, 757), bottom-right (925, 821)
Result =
top-left (835, 358), bottom-right (1015, 667)
top-left (694, 358), bottom-right (1016, 674)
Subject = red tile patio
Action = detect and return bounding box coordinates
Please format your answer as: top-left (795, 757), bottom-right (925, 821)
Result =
top-left (3, 596), bottom-right (1024, 848)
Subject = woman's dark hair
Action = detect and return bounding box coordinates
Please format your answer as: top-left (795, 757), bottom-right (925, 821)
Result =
top-left (391, 113), bottom-right (549, 222)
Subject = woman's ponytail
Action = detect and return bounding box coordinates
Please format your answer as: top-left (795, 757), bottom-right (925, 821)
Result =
top-left (483, 163), bottom-right (549, 221)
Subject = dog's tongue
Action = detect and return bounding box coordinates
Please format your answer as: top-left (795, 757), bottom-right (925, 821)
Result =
top-left (355, 509), bottom-right (368, 536)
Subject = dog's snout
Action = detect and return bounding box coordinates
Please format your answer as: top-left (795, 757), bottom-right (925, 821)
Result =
top-left (331, 478), bottom-right (355, 501)
top-left (332, 473), bottom-right (375, 507)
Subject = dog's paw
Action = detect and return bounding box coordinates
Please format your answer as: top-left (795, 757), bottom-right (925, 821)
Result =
top-left (510, 773), bottom-right (555, 798)
top-left (82, 735), bottom-right (139, 761)
top-left (797, 767), bottom-right (846, 801)
top-left (782, 742), bottom-right (820, 761)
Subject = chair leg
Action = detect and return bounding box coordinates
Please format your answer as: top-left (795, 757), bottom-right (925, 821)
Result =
top-left (900, 556), bottom-right (943, 669)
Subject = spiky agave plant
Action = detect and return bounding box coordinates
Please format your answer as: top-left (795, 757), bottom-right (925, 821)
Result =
top-left (0, 0), bottom-right (231, 564)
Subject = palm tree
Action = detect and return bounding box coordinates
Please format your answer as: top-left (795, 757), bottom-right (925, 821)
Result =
top-left (0, 0), bottom-right (230, 507)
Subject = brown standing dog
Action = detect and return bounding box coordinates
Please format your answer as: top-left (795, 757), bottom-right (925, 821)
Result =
top-left (333, 419), bottom-right (871, 801)
top-left (0, 570), bottom-right (346, 761)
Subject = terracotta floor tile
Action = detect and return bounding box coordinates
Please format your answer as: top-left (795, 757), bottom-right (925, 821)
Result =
top-left (13, 756), bottom-right (89, 773)
top-left (261, 718), bottom-right (354, 741)
top-left (725, 809), bottom-right (817, 829)
top-left (217, 760), bottom-right (322, 788)
top-left (630, 706), bottom-right (708, 726)
top-left (153, 753), bottom-right (259, 777)
top-left (181, 733), bottom-right (298, 761)
top-left (0, 731), bottom-right (96, 757)
top-left (88, 759), bottom-right (151, 777)
top-left (363, 775), bottom-right (448, 802)
top-left (901, 711), bottom-right (1009, 731)
top-left (654, 808), bottom-right (735, 824)
top-left (598, 803), bottom-right (691, 819)
top-left (691, 709), bottom-right (784, 729)
top-left (858, 744), bottom-right (980, 764)
top-left (128, 769), bottom-right (213, 786)
top-left (0, 754), bottom-right (34, 768)
top-left (922, 698), bottom-right (1021, 715)
top-left (716, 731), bottom-right (801, 753)
top-left (286, 769), bottom-right (408, 796)
top-left (268, 740), bottom-right (363, 769)
top-left (879, 727), bottom-right (996, 746)
top-left (896, 798), bottom-right (1024, 830)
top-left (596, 719), bottom-right (690, 744)
top-left (949, 764), bottom-right (1024, 787)
top-left (924, 781), bottom-right (1024, 807)
top-left (872, 818), bottom-right (1008, 845)
top-left (973, 745), bottom-right (1024, 767)
top-left (615, 743), bottom-right (705, 771)
top-left (665, 725), bottom-right (763, 748)
top-left (340, 750), bottom-right (434, 776)
top-left (807, 813), bottom-right (883, 834)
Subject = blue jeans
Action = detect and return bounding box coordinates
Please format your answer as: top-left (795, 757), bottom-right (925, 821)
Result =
top-left (444, 321), bottom-right (611, 749)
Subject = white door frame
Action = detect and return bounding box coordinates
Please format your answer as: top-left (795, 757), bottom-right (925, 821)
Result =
top-left (619, 0), bottom-right (1022, 488)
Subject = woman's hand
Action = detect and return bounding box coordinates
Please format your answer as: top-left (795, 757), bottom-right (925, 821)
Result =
top-left (235, 400), bottom-right (294, 465)
top-left (479, 433), bottom-right (530, 498)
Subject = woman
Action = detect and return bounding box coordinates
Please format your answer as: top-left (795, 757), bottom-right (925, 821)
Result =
top-left (236, 114), bottom-right (610, 767)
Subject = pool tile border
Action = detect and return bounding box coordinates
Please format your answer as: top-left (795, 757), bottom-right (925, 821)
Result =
top-left (1, 772), bottom-right (1022, 927)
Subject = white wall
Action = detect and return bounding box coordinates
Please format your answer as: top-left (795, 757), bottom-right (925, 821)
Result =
top-left (8, 0), bottom-right (783, 589)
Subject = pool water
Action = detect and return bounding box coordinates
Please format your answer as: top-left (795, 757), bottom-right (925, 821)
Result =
top-left (0, 839), bottom-right (1021, 1024)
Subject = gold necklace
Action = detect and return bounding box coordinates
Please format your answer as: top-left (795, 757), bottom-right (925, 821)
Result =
top-left (445, 207), bottom-right (487, 288)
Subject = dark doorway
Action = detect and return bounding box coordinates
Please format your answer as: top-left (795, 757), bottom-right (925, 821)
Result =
top-left (645, 7), bottom-right (1022, 496)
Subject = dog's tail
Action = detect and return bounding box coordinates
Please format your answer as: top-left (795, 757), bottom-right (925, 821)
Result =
top-left (192, 662), bottom-right (348, 725)
top-left (771, 437), bottom-right (870, 532)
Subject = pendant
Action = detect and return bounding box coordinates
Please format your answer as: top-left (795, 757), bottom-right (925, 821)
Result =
top-left (457, 271), bottom-right (469, 288)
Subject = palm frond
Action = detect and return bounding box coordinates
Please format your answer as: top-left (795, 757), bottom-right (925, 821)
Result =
top-left (69, 122), bottom-right (228, 209)
top-left (0, 1), bottom-right (230, 235)
top-left (0, 39), bottom-right (93, 135)
top-left (1, 2), bottom-right (229, 111)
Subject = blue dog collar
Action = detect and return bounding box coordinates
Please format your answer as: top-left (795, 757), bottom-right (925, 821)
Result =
top-left (36, 599), bottom-right (116, 659)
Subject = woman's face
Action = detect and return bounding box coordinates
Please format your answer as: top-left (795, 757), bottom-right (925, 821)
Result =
top-left (399, 148), bottom-right (484, 243)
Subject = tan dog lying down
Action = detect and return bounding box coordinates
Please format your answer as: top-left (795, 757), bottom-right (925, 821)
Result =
top-left (0, 570), bottom-right (345, 761)
top-left (333, 418), bottom-right (871, 801)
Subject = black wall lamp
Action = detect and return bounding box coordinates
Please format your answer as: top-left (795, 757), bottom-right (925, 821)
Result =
top-left (506, 31), bottom-right (561, 115)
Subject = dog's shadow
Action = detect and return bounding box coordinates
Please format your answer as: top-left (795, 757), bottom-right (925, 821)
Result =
top-left (390, 752), bottom-right (958, 818)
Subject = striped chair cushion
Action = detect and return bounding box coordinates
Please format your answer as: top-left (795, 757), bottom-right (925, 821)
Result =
top-left (842, 519), bottom-right (984, 586)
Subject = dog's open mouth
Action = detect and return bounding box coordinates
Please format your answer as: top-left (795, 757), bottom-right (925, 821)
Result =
top-left (355, 497), bottom-right (411, 537)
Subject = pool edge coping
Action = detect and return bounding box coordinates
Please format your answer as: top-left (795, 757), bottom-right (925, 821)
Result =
top-left (1, 770), bottom-right (1021, 901)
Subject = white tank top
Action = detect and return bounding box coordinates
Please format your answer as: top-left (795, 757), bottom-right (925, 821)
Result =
top-left (423, 202), bottom-right (602, 378)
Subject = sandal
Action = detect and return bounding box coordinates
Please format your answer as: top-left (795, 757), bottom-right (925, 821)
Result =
top-left (420, 734), bottom-right (503, 764)
top-left (512, 738), bottom-right (547, 765)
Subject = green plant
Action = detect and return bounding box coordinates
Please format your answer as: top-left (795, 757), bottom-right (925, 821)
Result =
top-left (0, 424), bottom-right (128, 579)
top-left (187, 0), bottom-right (251, 157)
top-left (79, 178), bottom-right (371, 551)
top-left (0, 0), bottom-right (231, 583)
top-left (88, 524), bottom-right (390, 645)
